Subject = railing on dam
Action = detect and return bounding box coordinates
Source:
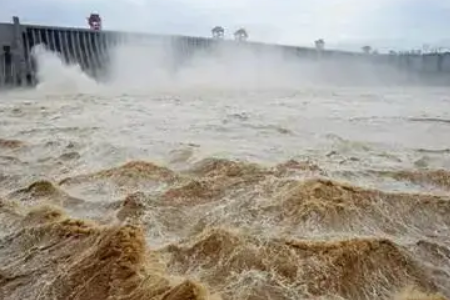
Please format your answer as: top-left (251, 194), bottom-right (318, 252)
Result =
top-left (1, 16), bottom-right (450, 88)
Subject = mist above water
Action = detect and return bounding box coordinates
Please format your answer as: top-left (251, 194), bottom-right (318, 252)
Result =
top-left (29, 38), bottom-right (412, 95)
top-left (31, 44), bottom-right (99, 93)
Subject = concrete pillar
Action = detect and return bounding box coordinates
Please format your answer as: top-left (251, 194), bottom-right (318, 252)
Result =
top-left (73, 31), bottom-right (83, 68)
top-left (57, 30), bottom-right (67, 63)
top-left (12, 16), bottom-right (27, 86)
top-left (50, 29), bottom-right (57, 53)
top-left (96, 33), bottom-right (104, 78)
top-left (92, 32), bottom-right (104, 78)
top-left (44, 29), bottom-right (50, 49)
top-left (81, 31), bottom-right (93, 74)
top-left (22, 30), bottom-right (33, 86)
top-left (61, 30), bottom-right (70, 63)
top-left (91, 32), bottom-right (102, 77)
top-left (67, 31), bottom-right (75, 63)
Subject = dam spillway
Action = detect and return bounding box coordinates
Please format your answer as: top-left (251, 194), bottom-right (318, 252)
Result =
top-left (0, 16), bottom-right (190, 87)
top-left (1, 16), bottom-right (450, 88)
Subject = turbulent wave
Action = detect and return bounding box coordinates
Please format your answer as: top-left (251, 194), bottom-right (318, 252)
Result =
top-left (1, 137), bottom-right (449, 299)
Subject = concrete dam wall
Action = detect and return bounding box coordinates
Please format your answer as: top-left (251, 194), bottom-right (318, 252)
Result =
top-left (1, 16), bottom-right (450, 88)
top-left (0, 17), bottom-right (181, 87)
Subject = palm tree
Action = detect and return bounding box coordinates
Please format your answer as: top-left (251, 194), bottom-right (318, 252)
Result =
top-left (212, 26), bottom-right (225, 39)
top-left (234, 28), bottom-right (248, 41)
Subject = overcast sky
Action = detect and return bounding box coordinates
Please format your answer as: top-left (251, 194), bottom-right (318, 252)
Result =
top-left (1, 0), bottom-right (450, 51)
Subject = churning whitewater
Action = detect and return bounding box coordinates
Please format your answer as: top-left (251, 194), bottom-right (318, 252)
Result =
top-left (0, 44), bottom-right (450, 300)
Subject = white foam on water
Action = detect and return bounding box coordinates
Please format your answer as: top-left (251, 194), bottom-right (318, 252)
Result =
top-left (31, 44), bottom-right (101, 94)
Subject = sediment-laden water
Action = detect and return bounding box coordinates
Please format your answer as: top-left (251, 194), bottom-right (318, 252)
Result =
top-left (1, 46), bottom-right (450, 300)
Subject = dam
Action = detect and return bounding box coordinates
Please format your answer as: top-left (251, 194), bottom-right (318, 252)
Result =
top-left (1, 15), bottom-right (450, 88)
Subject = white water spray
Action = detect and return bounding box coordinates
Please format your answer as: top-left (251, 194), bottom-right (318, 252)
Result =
top-left (29, 37), bottom-right (411, 95)
top-left (31, 44), bottom-right (100, 94)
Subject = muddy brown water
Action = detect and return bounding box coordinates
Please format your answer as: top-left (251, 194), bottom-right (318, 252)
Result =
top-left (0, 85), bottom-right (449, 300)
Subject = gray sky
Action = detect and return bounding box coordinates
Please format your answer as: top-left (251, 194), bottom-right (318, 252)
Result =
top-left (2, 0), bottom-right (450, 51)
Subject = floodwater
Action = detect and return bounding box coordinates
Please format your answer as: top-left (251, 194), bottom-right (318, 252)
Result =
top-left (0, 45), bottom-right (450, 300)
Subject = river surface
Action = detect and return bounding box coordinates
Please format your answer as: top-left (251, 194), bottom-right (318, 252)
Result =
top-left (0, 63), bottom-right (450, 300)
